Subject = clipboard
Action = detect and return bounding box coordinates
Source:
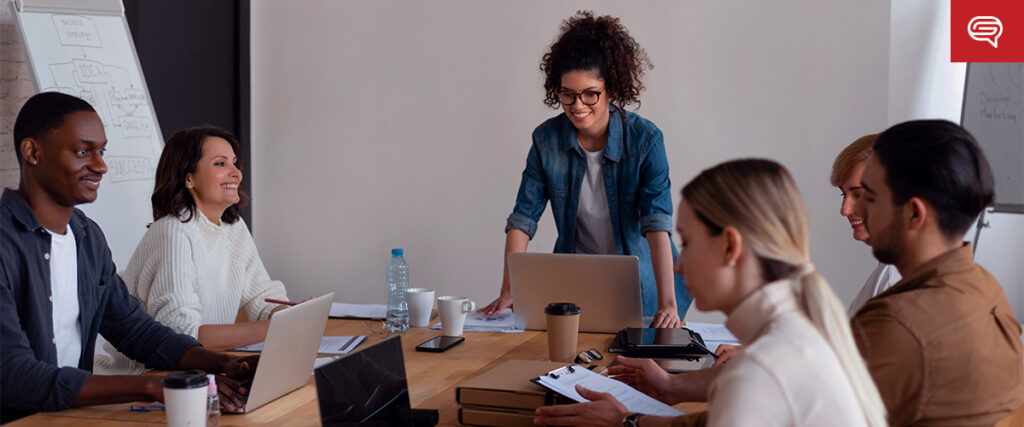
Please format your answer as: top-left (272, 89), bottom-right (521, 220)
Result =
top-left (530, 365), bottom-right (684, 417)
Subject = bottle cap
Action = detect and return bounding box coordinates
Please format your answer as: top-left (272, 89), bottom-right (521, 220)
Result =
top-left (544, 302), bottom-right (581, 316)
top-left (162, 370), bottom-right (208, 389)
top-left (391, 248), bottom-right (403, 256)
top-left (207, 374), bottom-right (217, 396)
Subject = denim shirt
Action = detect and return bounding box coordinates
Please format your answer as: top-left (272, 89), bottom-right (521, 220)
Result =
top-left (505, 108), bottom-right (692, 317)
top-left (0, 189), bottom-right (200, 422)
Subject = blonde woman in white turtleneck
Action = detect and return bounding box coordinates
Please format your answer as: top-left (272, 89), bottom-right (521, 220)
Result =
top-left (534, 159), bottom-right (887, 427)
top-left (95, 126), bottom-right (289, 375)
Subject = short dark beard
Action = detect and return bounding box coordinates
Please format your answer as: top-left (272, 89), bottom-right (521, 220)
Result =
top-left (871, 213), bottom-right (905, 266)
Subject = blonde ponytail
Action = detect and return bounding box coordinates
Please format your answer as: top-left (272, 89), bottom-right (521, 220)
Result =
top-left (799, 268), bottom-right (888, 427)
top-left (683, 159), bottom-right (887, 426)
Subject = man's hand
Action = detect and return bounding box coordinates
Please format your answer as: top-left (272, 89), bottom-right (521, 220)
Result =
top-left (214, 374), bottom-right (247, 412)
top-left (222, 354), bottom-right (259, 379)
top-left (533, 385), bottom-right (629, 426)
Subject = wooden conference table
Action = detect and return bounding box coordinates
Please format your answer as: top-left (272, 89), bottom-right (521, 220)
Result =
top-left (11, 318), bottom-right (707, 426)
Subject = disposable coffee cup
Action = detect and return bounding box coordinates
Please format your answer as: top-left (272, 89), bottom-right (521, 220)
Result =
top-left (545, 302), bottom-right (581, 362)
top-left (407, 288), bottom-right (436, 327)
top-left (437, 296), bottom-right (475, 336)
top-left (162, 370), bottom-right (209, 427)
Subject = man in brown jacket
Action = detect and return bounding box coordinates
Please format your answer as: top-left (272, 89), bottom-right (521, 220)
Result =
top-left (852, 119), bottom-right (1024, 426)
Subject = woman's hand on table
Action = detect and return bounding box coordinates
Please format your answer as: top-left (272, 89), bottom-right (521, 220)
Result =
top-left (534, 384), bottom-right (629, 426)
top-left (479, 292), bottom-right (513, 315)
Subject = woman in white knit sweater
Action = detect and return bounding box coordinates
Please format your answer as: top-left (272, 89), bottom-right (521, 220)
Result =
top-left (96, 126), bottom-right (289, 374)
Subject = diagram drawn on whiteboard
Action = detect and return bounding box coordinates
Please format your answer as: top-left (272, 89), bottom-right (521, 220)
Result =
top-left (32, 14), bottom-right (161, 184)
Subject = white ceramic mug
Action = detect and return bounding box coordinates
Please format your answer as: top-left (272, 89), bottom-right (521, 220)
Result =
top-left (406, 288), bottom-right (436, 327)
top-left (437, 296), bottom-right (476, 336)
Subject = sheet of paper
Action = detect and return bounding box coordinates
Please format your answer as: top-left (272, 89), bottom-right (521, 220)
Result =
top-left (312, 356), bottom-right (339, 374)
top-left (686, 322), bottom-right (740, 352)
top-left (329, 302), bottom-right (387, 319)
top-left (232, 335), bottom-right (367, 355)
top-left (429, 309), bottom-right (523, 333)
top-left (534, 365), bottom-right (683, 417)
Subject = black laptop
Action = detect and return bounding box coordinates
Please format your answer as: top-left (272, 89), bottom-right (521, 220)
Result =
top-left (315, 335), bottom-right (428, 426)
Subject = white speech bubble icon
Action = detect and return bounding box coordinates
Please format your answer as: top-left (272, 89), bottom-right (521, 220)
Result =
top-left (968, 16), bottom-right (1003, 48)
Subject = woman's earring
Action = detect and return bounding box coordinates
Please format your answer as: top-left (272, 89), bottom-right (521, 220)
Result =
top-left (186, 183), bottom-right (193, 189)
top-left (728, 260), bottom-right (736, 267)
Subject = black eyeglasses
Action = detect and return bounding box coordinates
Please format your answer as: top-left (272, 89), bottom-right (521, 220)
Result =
top-left (558, 90), bottom-right (602, 106)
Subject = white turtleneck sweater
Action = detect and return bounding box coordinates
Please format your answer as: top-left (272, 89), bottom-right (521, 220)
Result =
top-left (705, 280), bottom-right (870, 426)
top-left (94, 212), bottom-right (287, 374)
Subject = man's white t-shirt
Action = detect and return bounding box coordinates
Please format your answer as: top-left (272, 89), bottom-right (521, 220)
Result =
top-left (574, 147), bottom-right (618, 255)
top-left (47, 226), bottom-right (82, 368)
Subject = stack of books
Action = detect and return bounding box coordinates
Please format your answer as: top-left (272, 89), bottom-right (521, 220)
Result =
top-left (455, 360), bottom-right (571, 427)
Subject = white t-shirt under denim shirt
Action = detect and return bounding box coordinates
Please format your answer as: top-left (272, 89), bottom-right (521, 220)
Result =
top-left (574, 147), bottom-right (617, 255)
top-left (46, 226), bottom-right (82, 368)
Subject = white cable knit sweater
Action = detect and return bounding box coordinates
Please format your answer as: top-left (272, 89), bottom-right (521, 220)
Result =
top-left (94, 212), bottom-right (287, 374)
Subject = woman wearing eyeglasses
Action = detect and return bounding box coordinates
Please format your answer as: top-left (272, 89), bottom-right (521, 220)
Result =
top-left (479, 11), bottom-right (691, 327)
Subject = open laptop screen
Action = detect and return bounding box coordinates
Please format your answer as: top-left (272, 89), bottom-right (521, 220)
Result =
top-left (314, 335), bottom-right (411, 426)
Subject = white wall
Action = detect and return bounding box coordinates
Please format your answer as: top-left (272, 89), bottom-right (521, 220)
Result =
top-left (250, 0), bottom-right (891, 322)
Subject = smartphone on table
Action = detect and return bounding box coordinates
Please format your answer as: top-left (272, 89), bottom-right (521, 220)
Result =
top-left (415, 336), bottom-right (465, 352)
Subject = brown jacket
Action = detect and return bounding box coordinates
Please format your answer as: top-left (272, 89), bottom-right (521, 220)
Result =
top-left (852, 243), bottom-right (1024, 426)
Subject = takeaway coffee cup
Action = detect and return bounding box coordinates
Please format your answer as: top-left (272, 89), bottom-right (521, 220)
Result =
top-left (162, 370), bottom-right (209, 427)
top-left (407, 288), bottom-right (436, 327)
top-left (545, 302), bottom-right (581, 362)
top-left (437, 296), bottom-right (475, 336)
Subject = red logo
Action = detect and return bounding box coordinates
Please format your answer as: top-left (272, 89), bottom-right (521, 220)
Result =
top-left (951, 0), bottom-right (1024, 62)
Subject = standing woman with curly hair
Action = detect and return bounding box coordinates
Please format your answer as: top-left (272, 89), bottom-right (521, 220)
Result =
top-left (480, 11), bottom-right (691, 326)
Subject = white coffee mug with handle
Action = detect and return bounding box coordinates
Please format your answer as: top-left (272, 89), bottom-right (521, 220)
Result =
top-left (437, 296), bottom-right (476, 337)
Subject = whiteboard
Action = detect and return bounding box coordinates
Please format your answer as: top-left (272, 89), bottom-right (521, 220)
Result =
top-left (960, 63), bottom-right (1024, 213)
top-left (14, 0), bottom-right (163, 268)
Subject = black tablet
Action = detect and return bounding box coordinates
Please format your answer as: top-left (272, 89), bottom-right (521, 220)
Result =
top-left (623, 327), bottom-right (703, 351)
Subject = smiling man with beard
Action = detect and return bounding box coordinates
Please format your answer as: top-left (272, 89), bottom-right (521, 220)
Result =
top-left (851, 119), bottom-right (1024, 426)
top-left (0, 92), bottom-right (254, 422)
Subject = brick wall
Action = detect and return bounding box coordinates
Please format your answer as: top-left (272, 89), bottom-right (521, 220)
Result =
top-left (0, 0), bottom-right (33, 189)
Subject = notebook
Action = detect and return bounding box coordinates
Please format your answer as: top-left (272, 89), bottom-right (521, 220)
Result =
top-left (508, 253), bottom-right (644, 333)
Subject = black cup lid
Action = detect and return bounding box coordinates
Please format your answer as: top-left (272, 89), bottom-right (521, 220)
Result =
top-left (162, 370), bottom-right (209, 389)
top-left (544, 302), bottom-right (581, 315)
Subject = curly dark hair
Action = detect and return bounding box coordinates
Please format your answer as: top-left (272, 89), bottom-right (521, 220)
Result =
top-left (540, 11), bottom-right (652, 116)
top-left (151, 126), bottom-right (249, 224)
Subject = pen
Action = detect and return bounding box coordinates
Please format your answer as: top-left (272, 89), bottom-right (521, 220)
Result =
top-left (265, 298), bottom-right (297, 306)
top-left (130, 404), bottom-right (165, 412)
top-left (690, 337), bottom-right (720, 360)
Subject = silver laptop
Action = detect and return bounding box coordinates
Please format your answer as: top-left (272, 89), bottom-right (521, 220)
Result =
top-left (228, 292), bottom-right (334, 413)
top-left (508, 253), bottom-right (644, 333)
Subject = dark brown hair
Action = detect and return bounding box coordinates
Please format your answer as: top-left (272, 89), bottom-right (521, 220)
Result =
top-left (540, 11), bottom-right (652, 117)
top-left (151, 126), bottom-right (248, 224)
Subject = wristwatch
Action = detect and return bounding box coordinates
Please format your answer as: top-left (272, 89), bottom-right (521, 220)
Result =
top-left (622, 413), bottom-right (643, 427)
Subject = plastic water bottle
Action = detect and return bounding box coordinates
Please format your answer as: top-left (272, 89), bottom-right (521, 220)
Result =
top-left (386, 248), bottom-right (410, 332)
top-left (206, 374), bottom-right (220, 426)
